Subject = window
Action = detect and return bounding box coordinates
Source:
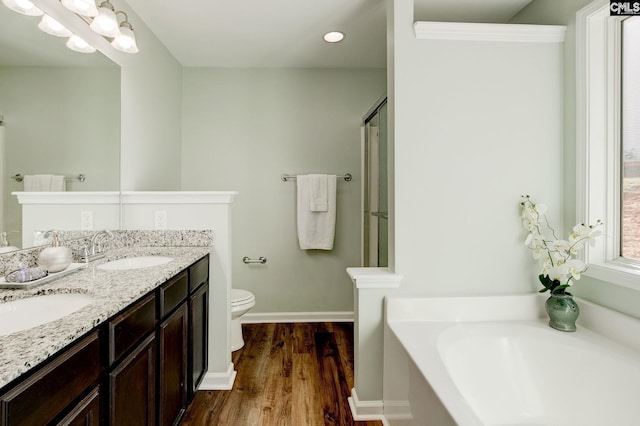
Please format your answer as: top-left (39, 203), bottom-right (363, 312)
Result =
top-left (621, 17), bottom-right (640, 260)
top-left (577, 2), bottom-right (640, 288)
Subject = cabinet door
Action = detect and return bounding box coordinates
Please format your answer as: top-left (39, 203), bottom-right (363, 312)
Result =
top-left (188, 282), bottom-right (208, 402)
top-left (108, 334), bottom-right (155, 426)
top-left (158, 303), bottom-right (188, 426)
top-left (55, 387), bottom-right (100, 426)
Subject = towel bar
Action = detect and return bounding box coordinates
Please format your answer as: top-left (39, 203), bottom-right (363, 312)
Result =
top-left (11, 173), bottom-right (86, 183)
top-left (281, 173), bottom-right (352, 182)
top-left (242, 256), bottom-right (267, 264)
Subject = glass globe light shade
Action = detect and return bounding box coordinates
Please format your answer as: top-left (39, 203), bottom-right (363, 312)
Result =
top-left (61, 0), bottom-right (98, 17)
top-left (2, 0), bottom-right (43, 16)
top-left (66, 35), bottom-right (96, 53)
top-left (38, 14), bottom-right (73, 37)
top-left (111, 24), bottom-right (138, 53)
top-left (89, 2), bottom-right (119, 37)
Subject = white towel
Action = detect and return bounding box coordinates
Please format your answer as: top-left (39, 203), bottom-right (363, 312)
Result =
top-left (308, 174), bottom-right (328, 212)
top-left (23, 174), bottom-right (65, 191)
top-left (50, 175), bottom-right (65, 191)
top-left (297, 174), bottom-right (337, 250)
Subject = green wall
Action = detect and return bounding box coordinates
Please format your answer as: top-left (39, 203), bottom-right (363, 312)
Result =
top-left (181, 68), bottom-right (386, 314)
top-left (511, 0), bottom-right (640, 318)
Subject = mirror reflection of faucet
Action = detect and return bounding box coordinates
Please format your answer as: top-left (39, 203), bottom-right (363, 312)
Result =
top-left (81, 230), bottom-right (114, 263)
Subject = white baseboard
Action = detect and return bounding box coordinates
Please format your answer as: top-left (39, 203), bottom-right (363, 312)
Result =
top-left (242, 311), bottom-right (354, 323)
top-left (198, 363), bottom-right (237, 390)
top-left (384, 400), bottom-right (412, 421)
top-left (348, 388), bottom-right (386, 422)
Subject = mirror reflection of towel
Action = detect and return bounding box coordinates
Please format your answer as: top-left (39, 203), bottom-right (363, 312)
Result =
top-left (296, 174), bottom-right (336, 250)
top-left (23, 174), bottom-right (65, 191)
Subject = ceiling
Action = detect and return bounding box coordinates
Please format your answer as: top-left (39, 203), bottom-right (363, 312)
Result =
top-left (123, 0), bottom-right (534, 68)
top-left (123, 0), bottom-right (387, 68)
top-left (0, 0), bottom-right (533, 68)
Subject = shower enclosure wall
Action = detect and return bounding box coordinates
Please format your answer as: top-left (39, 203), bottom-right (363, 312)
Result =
top-left (362, 98), bottom-right (388, 267)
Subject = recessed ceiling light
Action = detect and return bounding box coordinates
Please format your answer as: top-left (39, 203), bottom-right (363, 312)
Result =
top-left (323, 31), bottom-right (345, 43)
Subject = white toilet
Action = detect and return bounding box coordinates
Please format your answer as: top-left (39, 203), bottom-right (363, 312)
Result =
top-left (230, 288), bottom-right (256, 351)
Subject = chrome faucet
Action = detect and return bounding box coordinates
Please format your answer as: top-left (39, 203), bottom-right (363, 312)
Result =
top-left (81, 230), bottom-right (114, 262)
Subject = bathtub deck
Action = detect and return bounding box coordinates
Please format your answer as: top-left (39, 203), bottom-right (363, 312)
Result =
top-left (180, 322), bottom-right (382, 426)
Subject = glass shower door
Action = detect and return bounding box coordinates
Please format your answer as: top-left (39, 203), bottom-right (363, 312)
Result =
top-left (363, 100), bottom-right (388, 267)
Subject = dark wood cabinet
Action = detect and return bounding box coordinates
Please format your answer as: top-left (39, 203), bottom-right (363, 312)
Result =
top-left (108, 293), bottom-right (156, 365)
top-left (108, 334), bottom-right (156, 426)
top-left (158, 303), bottom-right (188, 426)
top-left (55, 387), bottom-right (100, 426)
top-left (0, 254), bottom-right (209, 426)
top-left (0, 331), bottom-right (101, 426)
top-left (159, 272), bottom-right (188, 319)
top-left (188, 281), bottom-right (208, 402)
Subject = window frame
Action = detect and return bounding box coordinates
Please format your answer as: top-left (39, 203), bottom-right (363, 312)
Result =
top-left (577, 0), bottom-right (640, 289)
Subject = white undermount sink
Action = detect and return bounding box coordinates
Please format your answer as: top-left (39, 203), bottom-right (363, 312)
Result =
top-left (0, 293), bottom-right (93, 337)
top-left (98, 256), bottom-right (174, 271)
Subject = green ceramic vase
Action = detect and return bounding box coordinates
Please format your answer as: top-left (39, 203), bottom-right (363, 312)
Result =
top-left (545, 293), bottom-right (579, 332)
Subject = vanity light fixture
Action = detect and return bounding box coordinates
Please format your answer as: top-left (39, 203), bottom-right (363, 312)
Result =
top-left (2, 0), bottom-right (43, 16)
top-left (323, 31), bottom-right (345, 43)
top-left (111, 11), bottom-right (137, 53)
top-left (89, 0), bottom-right (119, 38)
top-left (61, 0), bottom-right (98, 17)
top-left (37, 14), bottom-right (73, 37)
top-left (66, 34), bottom-right (96, 53)
top-left (2, 0), bottom-right (139, 53)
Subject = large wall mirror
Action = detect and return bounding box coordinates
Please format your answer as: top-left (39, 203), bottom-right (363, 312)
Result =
top-left (0, 4), bottom-right (121, 250)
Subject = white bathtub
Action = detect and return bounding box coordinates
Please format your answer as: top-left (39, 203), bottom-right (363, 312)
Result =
top-left (385, 294), bottom-right (640, 426)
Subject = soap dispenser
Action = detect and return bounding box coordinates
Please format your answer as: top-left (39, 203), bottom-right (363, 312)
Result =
top-left (0, 232), bottom-right (19, 254)
top-left (37, 230), bottom-right (72, 273)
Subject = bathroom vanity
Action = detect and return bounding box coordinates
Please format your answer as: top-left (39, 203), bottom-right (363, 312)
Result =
top-left (0, 248), bottom-right (210, 426)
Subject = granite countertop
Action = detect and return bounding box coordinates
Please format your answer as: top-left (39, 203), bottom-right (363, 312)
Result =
top-left (0, 245), bottom-right (211, 390)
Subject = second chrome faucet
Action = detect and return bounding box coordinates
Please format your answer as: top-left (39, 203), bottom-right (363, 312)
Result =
top-left (81, 230), bottom-right (114, 262)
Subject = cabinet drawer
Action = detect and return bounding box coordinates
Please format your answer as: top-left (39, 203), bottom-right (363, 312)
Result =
top-left (109, 293), bottom-right (156, 365)
top-left (0, 331), bottom-right (100, 426)
top-left (189, 256), bottom-right (209, 293)
top-left (159, 271), bottom-right (188, 318)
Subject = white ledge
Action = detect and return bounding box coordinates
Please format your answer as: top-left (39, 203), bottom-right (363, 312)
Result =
top-left (13, 191), bottom-right (120, 204)
top-left (13, 191), bottom-right (239, 205)
top-left (346, 267), bottom-right (403, 289)
top-left (120, 191), bottom-right (238, 204)
top-left (414, 21), bottom-right (566, 43)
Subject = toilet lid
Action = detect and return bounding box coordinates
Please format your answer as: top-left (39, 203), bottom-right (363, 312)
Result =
top-left (231, 289), bottom-right (254, 303)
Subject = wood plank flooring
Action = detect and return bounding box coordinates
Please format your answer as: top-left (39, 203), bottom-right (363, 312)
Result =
top-left (180, 322), bottom-right (383, 426)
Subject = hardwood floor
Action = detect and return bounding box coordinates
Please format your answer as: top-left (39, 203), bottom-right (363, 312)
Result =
top-left (180, 322), bottom-right (383, 426)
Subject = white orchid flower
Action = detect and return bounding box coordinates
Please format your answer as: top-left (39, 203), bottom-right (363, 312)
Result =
top-left (525, 232), bottom-right (545, 248)
top-left (532, 246), bottom-right (548, 260)
top-left (565, 258), bottom-right (587, 281)
top-left (546, 265), bottom-right (565, 282)
top-left (521, 196), bottom-right (602, 293)
top-left (534, 203), bottom-right (548, 215)
top-left (569, 222), bottom-right (603, 248)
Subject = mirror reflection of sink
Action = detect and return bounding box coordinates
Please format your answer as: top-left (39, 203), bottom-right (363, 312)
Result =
top-left (98, 256), bottom-right (174, 271)
top-left (0, 293), bottom-right (93, 337)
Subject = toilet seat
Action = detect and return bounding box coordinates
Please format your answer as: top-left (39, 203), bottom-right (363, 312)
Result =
top-left (231, 289), bottom-right (254, 304)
